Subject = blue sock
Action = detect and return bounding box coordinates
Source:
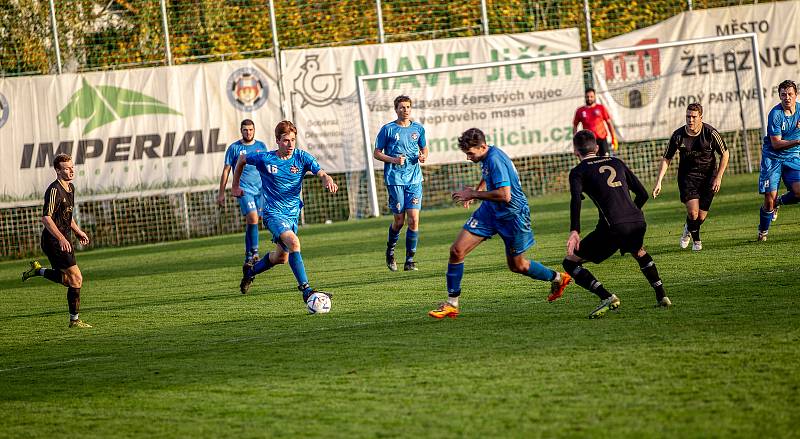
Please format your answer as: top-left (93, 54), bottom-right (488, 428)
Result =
top-left (288, 252), bottom-right (311, 292)
top-left (244, 225), bottom-right (253, 260)
top-left (526, 260), bottom-right (556, 281)
top-left (779, 191), bottom-right (799, 205)
top-left (405, 229), bottom-right (418, 262)
top-left (446, 263), bottom-right (464, 297)
top-left (246, 223), bottom-right (260, 258)
top-left (251, 253), bottom-right (275, 276)
top-left (759, 206), bottom-right (773, 232)
top-left (387, 224), bottom-right (401, 252)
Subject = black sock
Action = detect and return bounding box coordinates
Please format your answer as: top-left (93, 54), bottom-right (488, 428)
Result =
top-left (562, 259), bottom-right (611, 300)
top-left (635, 253), bottom-right (666, 302)
top-left (687, 217), bottom-right (701, 242)
top-left (43, 269), bottom-right (63, 284)
top-left (67, 287), bottom-right (80, 316)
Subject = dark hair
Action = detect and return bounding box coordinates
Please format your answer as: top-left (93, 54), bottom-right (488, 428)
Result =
top-left (686, 102), bottom-right (703, 116)
top-left (458, 128), bottom-right (486, 151)
top-left (572, 130), bottom-right (598, 155)
top-left (54, 153), bottom-right (72, 170)
top-left (240, 119), bottom-right (255, 128)
top-left (394, 95), bottom-right (412, 110)
top-left (274, 120), bottom-right (297, 140)
top-left (778, 80), bottom-right (797, 94)
top-left (585, 88), bottom-right (596, 95)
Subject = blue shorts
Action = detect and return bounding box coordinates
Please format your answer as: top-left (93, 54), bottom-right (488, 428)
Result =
top-left (264, 213), bottom-right (299, 252)
top-left (387, 184), bottom-right (423, 214)
top-left (759, 156), bottom-right (800, 193)
top-left (463, 204), bottom-right (535, 256)
top-left (238, 193), bottom-right (264, 216)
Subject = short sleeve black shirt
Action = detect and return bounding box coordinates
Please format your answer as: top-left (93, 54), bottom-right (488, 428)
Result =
top-left (663, 123), bottom-right (727, 176)
top-left (42, 180), bottom-right (74, 241)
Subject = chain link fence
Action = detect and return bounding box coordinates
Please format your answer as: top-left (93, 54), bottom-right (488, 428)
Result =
top-left (0, 0), bottom-right (781, 259)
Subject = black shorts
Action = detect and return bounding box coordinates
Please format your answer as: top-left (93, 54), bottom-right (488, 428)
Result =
top-left (596, 138), bottom-right (610, 156)
top-left (678, 172), bottom-right (715, 211)
top-left (41, 235), bottom-right (77, 271)
top-left (575, 221), bottom-right (646, 264)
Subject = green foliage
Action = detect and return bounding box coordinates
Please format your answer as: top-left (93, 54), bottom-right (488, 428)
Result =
top-left (1, 0), bottom-right (782, 76)
top-left (1, 173), bottom-right (798, 437)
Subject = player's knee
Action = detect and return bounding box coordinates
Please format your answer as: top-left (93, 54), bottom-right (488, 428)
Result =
top-left (65, 271), bottom-right (82, 288)
top-left (635, 248), bottom-right (648, 259)
top-left (449, 244), bottom-right (466, 262)
top-left (562, 258), bottom-right (580, 275)
top-left (406, 217), bottom-right (419, 230)
top-left (508, 261), bottom-right (527, 274)
top-left (274, 253), bottom-right (289, 265)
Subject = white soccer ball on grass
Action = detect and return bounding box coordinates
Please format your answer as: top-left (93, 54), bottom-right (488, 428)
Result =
top-left (306, 292), bottom-right (331, 314)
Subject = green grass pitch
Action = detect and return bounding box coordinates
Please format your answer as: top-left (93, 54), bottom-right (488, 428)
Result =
top-left (1, 173), bottom-right (798, 438)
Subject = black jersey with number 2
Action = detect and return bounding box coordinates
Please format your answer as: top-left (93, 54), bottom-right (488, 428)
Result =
top-left (42, 180), bottom-right (75, 241)
top-left (569, 156), bottom-right (648, 233)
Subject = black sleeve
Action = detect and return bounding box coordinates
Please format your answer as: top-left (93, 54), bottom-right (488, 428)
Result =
top-left (42, 186), bottom-right (57, 217)
top-left (569, 168), bottom-right (583, 233)
top-left (623, 162), bottom-right (648, 209)
top-left (663, 131), bottom-right (680, 159)
top-left (709, 127), bottom-right (727, 155)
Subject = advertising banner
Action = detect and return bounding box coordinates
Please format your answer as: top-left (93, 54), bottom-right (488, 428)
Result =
top-left (0, 58), bottom-right (281, 203)
top-left (593, 2), bottom-right (797, 140)
top-left (282, 29), bottom-right (583, 172)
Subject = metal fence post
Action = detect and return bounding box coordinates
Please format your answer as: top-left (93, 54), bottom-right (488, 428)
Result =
top-left (268, 0), bottom-right (287, 119)
top-left (583, 0), bottom-right (593, 51)
top-left (480, 0), bottom-right (489, 35)
top-left (159, 0), bottom-right (173, 65)
top-left (47, 0), bottom-right (62, 74)
top-left (376, 0), bottom-right (385, 43)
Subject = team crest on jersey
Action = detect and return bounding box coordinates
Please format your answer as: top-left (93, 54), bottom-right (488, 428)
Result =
top-left (796, 120), bottom-right (800, 129)
top-left (411, 132), bottom-right (419, 141)
top-left (290, 165), bottom-right (300, 174)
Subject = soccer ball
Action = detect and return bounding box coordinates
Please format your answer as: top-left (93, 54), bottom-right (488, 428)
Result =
top-left (306, 292), bottom-right (331, 314)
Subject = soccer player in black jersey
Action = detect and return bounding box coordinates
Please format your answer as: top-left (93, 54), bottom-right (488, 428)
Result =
top-left (561, 130), bottom-right (670, 318)
top-left (652, 103), bottom-right (729, 251)
top-left (22, 154), bottom-right (92, 328)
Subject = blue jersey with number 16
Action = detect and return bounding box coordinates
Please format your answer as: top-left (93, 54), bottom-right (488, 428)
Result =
top-left (245, 149), bottom-right (321, 218)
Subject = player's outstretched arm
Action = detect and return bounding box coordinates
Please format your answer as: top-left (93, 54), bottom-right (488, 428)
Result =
top-left (231, 153), bottom-right (246, 197)
top-left (453, 185), bottom-right (510, 204)
top-left (770, 135), bottom-right (800, 151)
top-left (652, 158), bottom-right (670, 198)
top-left (317, 170), bottom-right (338, 193)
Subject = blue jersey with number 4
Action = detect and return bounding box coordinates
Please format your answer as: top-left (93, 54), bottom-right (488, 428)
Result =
top-left (245, 149), bottom-right (321, 217)
top-left (480, 145), bottom-right (529, 220)
top-left (225, 140), bottom-right (267, 196)
top-left (763, 104), bottom-right (800, 161)
top-left (375, 121), bottom-right (426, 186)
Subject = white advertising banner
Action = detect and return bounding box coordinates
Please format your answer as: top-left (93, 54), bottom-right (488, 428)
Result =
top-left (282, 29), bottom-right (584, 172)
top-left (593, 2), bottom-right (798, 141)
top-left (0, 58), bottom-right (282, 203)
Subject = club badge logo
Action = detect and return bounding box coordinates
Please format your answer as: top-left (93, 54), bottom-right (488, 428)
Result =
top-left (227, 67), bottom-right (269, 112)
top-left (290, 165), bottom-right (300, 174)
top-left (601, 38), bottom-right (661, 109)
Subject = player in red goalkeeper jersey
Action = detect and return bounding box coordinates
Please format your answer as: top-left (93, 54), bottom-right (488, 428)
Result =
top-left (573, 88), bottom-right (618, 156)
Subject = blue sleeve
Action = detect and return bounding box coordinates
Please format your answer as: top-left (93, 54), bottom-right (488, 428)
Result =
top-left (767, 109), bottom-right (782, 137)
top-left (375, 125), bottom-right (388, 151)
top-left (244, 152), bottom-right (260, 166)
top-left (303, 151), bottom-right (322, 175)
top-left (418, 125), bottom-right (427, 148)
top-left (489, 155), bottom-right (511, 188)
top-left (224, 144), bottom-right (237, 167)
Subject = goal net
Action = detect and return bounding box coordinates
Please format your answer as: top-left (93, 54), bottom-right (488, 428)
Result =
top-left (354, 33), bottom-right (765, 217)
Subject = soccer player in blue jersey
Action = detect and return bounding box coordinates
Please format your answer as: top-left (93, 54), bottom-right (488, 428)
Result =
top-left (218, 119), bottom-right (267, 264)
top-left (757, 80), bottom-right (800, 241)
top-left (428, 128), bottom-right (571, 319)
top-left (373, 95), bottom-right (428, 272)
top-left (232, 121), bottom-right (338, 306)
